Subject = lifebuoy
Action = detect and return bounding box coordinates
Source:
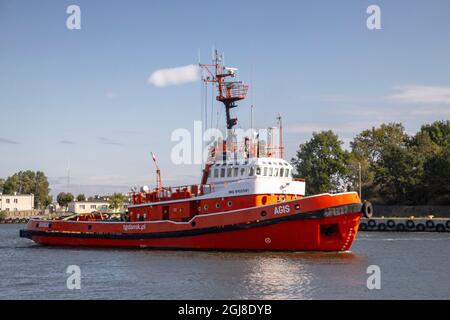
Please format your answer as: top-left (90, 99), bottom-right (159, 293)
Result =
top-left (361, 201), bottom-right (373, 219)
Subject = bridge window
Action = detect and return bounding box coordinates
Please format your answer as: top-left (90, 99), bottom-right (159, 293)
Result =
top-left (227, 167), bottom-right (232, 177)
top-left (214, 169), bottom-right (219, 178)
top-left (249, 167), bottom-right (255, 176)
top-left (220, 168), bottom-right (225, 178)
top-left (240, 168), bottom-right (246, 176)
top-left (256, 167), bottom-right (261, 175)
top-left (233, 167), bottom-right (239, 177)
top-left (280, 168), bottom-right (284, 177)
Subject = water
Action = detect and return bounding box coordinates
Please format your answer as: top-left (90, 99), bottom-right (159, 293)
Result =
top-left (0, 224), bottom-right (449, 299)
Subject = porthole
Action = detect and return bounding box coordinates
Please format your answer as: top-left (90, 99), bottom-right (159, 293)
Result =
top-left (204, 205), bottom-right (209, 211)
top-left (191, 221), bottom-right (196, 227)
top-left (215, 203), bottom-right (221, 209)
top-left (227, 201), bottom-right (232, 207)
top-left (261, 211), bottom-right (267, 217)
top-left (295, 204), bottom-right (300, 210)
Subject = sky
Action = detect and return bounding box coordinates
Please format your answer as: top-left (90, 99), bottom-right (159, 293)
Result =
top-left (0, 0), bottom-right (449, 197)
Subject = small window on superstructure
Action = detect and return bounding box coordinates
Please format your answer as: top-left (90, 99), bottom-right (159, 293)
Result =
top-left (256, 167), bottom-right (261, 175)
top-left (263, 167), bottom-right (268, 176)
top-left (227, 167), bottom-right (232, 177)
top-left (274, 168), bottom-right (278, 177)
top-left (268, 167), bottom-right (273, 176)
top-left (285, 169), bottom-right (290, 177)
top-left (280, 168), bottom-right (284, 177)
top-left (220, 168), bottom-right (225, 178)
top-left (240, 168), bottom-right (246, 176)
top-left (249, 167), bottom-right (255, 176)
top-left (214, 169), bottom-right (219, 178)
top-left (233, 167), bottom-right (239, 177)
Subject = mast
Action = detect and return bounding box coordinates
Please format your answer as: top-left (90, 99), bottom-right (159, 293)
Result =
top-left (277, 114), bottom-right (284, 159)
top-left (199, 50), bottom-right (249, 152)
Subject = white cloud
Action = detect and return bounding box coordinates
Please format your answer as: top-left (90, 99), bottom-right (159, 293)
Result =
top-left (387, 85), bottom-right (450, 104)
top-left (147, 64), bottom-right (200, 87)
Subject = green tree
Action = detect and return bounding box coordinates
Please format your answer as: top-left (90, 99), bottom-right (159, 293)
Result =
top-left (422, 149), bottom-right (450, 205)
top-left (291, 130), bottom-right (349, 195)
top-left (350, 123), bottom-right (409, 203)
top-left (374, 145), bottom-right (423, 204)
top-left (0, 178), bottom-right (5, 193)
top-left (108, 193), bottom-right (125, 212)
top-left (76, 194), bottom-right (86, 202)
top-left (57, 192), bottom-right (74, 208)
top-left (351, 123), bottom-right (408, 163)
top-left (417, 120), bottom-right (450, 149)
top-left (2, 171), bottom-right (50, 209)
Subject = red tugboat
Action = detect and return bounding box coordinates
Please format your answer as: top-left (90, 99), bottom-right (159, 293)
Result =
top-left (20, 51), bottom-right (371, 251)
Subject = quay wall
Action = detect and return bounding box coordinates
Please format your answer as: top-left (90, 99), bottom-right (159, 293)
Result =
top-left (373, 205), bottom-right (450, 218)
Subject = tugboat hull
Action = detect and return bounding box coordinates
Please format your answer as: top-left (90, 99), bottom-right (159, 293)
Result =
top-left (20, 193), bottom-right (362, 251)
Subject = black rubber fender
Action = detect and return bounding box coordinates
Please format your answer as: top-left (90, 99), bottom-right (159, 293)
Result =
top-left (359, 222), bottom-right (368, 231)
top-left (387, 219), bottom-right (396, 228)
top-left (436, 224), bottom-right (445, 232)
top-left (361, 201), bottom-right (373, 218)
top-left (416, 224), bottom-right (425, 232)
top-left (406, 220), bottom-right (415, 229)
top-left (396, 223), bottom-right (406, 231)
top-left (446, 220), bottom-right (450, 229)
top-left (368, 219), bottom-right (377, 228)
top-left (378, 222), bottom-right (387, 231)
top-left (426, 220), bottom-right (434, 229)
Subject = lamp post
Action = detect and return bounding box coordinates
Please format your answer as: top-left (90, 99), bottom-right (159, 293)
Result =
top-left (358, 162), bottom-right (362, 200)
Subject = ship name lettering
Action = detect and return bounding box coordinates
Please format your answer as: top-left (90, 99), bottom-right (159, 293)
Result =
top-left (274, 205), bottom-right (290, 215)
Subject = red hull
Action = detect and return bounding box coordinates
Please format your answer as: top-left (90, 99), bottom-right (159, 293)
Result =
top-left (21, 193), bottom-right (362, 251)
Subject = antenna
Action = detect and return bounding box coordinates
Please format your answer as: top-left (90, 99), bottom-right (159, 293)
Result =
top-left (67, 159), bottom-right (70, 189)
top-left (277, 114), bottom-right (284, 159)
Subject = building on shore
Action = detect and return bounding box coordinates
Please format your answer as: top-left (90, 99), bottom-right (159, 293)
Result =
top-left (0, 193), bottom-right (34, 212)
top-left (68, 200), bottom-right (110, 214)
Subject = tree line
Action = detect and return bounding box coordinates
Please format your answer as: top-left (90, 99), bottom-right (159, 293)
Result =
top-left (0, 172), bottom-right (126, 211)
top-left (291, 120), bottom-right (450, 205)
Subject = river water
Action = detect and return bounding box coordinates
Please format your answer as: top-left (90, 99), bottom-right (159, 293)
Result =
top-left (0, 224), bottom-right (448, 299)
